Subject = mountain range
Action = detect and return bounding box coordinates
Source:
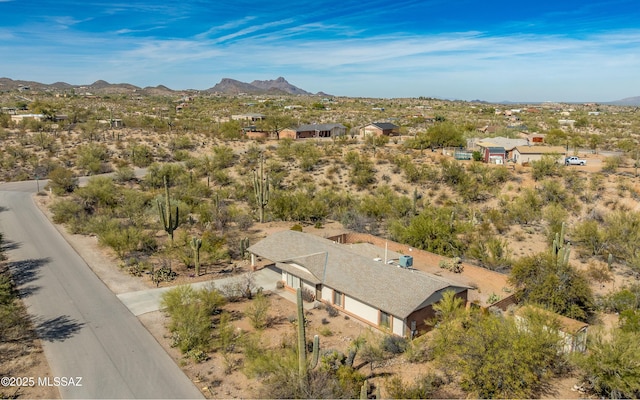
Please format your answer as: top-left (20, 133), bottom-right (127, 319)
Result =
top-left (0, 76), bottom-right (638, 104)
top-left (0, 77), bottom-right (326, 97)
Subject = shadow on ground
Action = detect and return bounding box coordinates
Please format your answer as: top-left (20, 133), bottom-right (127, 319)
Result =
top-left (34, 315), bottom-right (85, 342)
top-left (7, 257), bottom-right (51, 297)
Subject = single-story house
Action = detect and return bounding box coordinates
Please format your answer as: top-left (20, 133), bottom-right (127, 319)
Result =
top-left (280, 123), bottom-right (347, 139)
top-left (511, 145), bottom-right (567, 165)
top-left (248, 230), bottom-right (470, 337)
top-left (231, 113), bottom-right (266, 122)
top-left (515, 306), bottom-right (588, 353)
top-left (11, 113), bottom-right (45, 123)
top-left (362, 122), bottom-right (400, 136)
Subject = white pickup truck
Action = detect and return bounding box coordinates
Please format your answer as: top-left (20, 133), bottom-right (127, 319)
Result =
top-left (565, 156), bottom-right (586, 166)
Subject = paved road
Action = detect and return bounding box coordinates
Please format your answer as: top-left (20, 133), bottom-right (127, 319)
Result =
top-left (0, 181), bottom-right (203, 399)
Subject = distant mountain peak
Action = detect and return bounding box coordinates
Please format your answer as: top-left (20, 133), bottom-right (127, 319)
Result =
top-left (208, 77), bottom-right (313, 95)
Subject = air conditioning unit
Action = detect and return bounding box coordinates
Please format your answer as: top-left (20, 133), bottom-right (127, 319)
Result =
top-left (399, 255), bottom-right (413, 268)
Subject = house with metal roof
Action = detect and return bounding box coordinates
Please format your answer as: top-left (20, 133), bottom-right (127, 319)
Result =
top-left (279, 123), bottom-right (346, 139)
top-left (247, 230), bottom-right (470, 337)
top-left (362, 122), bottom-right (400, 136)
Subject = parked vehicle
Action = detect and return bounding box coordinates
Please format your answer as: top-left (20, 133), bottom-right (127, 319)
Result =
top-left (565, 156), bottom-right (587, 166)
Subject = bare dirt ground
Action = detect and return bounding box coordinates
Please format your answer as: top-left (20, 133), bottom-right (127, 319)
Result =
top-left (0, 322), bottom-right (59, 400)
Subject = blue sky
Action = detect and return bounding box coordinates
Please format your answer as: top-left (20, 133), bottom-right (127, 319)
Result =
top-left (1, 0), bottom-right (639, 102)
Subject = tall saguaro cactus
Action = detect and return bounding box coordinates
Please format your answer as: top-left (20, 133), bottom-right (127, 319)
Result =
top-left (191, 237), bottom-right (202, 276)
top-left (253, 154), bottom-right (269, 223)
top-left (551, 222), bottom-right (571, 268)
top-left (296, 288), bottom-right (319, 385)
top-left (157, 175), bottom-right (179, 243)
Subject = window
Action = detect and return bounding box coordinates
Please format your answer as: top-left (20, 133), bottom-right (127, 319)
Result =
top-left (380, 311), bottom-right (391, 329)
top-left (333, 290), bottom-right (343, 307)
top-left (286, 273), bottom-right (300, 289)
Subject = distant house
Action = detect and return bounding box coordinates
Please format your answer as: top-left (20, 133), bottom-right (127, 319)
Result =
top-left (483, 147), bottom-right (506, 164)
top-left (231, 113), bottom-right (266, 122)
top-left (511, 145), bottom-right (567, 165)
top-left (470, 137), bottom-right (529, 153)
top-left (362, 122), bottom-right (400, 136)
top-left (248, 230), bottom-right (470, 337)
top-left (515, 306), bottom-right (588, 353)
top-left (10, 114), bottom-right (45, 123)
top-left (279, 123), bottom-right (346, 139)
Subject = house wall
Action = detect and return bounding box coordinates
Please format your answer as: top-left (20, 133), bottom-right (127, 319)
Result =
top-left (393, 316), bottom-right (405, 336)
top-left (344, 295), bottom-right (379, 326)
top-left (406, 305), bottom-right (436, 334)
top-left (279, 129), bottom-right (297, 139)
top-left (363, 126), bottom-right (383, 136)
top-left (245, 131), bottom-right (269, 140)
top-left (512, 151), bottom-right (564, 165)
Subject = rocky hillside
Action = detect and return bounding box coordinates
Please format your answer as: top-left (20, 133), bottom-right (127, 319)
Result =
top-left (206, 76), bottom-right (314, 95)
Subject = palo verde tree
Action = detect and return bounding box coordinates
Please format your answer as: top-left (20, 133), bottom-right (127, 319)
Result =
top-left (509, 230), bottom-right (595, 322)
top-left (431, 307), bottom-right (566, 399)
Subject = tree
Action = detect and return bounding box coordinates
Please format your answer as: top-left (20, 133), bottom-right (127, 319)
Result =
top-left (47, 167), bottom-right (78, 195)
top-left (509, 252), bottom-right (595, 322)
top-left (390, 206), bottom-right (469, 257)
top-left (260, 112), bottom-right (295, 140)
top-left (431, 290), bottom-right (464, 325)
top-left (576, 329), bottom-right (640, 399)
top-left (432, 310), bottom-right (565, 399)
top-left (426, 121), bottom-right (464, 148)
top-left (160, 285), bottom-right (225, 356)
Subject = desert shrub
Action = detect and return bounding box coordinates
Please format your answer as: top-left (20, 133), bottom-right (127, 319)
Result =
top-left (326, 304), bottom-right (339, 317)
top-left (50, 198), bottom-right (85, 225)
top-left (602, 155), bottom-right (623, 173)
top-left (531, 154), bottom-right (561, 180)
top-left (382, 335), bottom-right (408, 354)
top-left (576, 329), bottom-right (640, 399)
top-left (160, 285), bottom-right (225, 355)
top-left (301, 287), bottom-right (315, 302)
top-left (129, 143), bottom-right (154, 167)
top-left (385, 373), bottom-right (443, 399)
top-left (319, 327), bottom-right (333, 337)
top-left (438, 257), bottom-right (463, 273)
top-left (47, 166), bottom-right (78, 195)
top-left (76, 176), bottom-right (118, 210)
top-left (114, 165), bottom-right (135, 182)
top-left (599, 284), bottom-right (640, 313)
top-left (245, 292), bottom-right (270, 330)
top-left (404, 340), bottom-right (432, 363)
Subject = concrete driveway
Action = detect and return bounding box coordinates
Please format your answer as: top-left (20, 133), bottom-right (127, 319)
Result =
top-left (117, 266), bottom-right (281, 316)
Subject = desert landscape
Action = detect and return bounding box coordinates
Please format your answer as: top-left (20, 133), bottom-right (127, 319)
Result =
top-left (1, 80), bottom-right (640, 399)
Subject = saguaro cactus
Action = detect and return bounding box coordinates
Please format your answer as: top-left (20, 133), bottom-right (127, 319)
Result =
top-left (191, 237), bottom-right (202, 276)
top-left (253, 154), bottom-right (269, 223)
top-left (157, 175), bottom-right (179, 243)
top-left (551, 222), bottom-right (571, 267)
top-left (360, 379), bottom-right (368, 399)
top-left (296, 288), bottom-right (319, 383)
top-left (240, 237), bottom-right (250, 259)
